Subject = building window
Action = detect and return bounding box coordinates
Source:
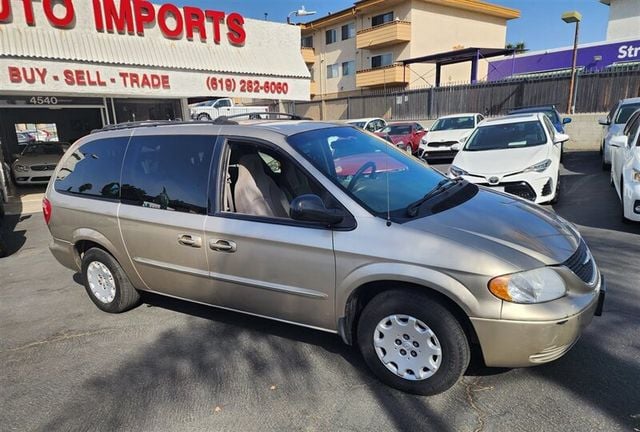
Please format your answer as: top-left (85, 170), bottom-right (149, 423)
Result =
top-left (326, 64), bottom-right (340, 79)
top-left (325, 29), bottom-right (337, 45)
top-left (372, 12), bottom-right (394, 27)
top-left (371, 53), bottom-right (393, 69)
top-left (301, 35), bottom-right (313, 48)
top-left (342, 61), bottom-right (355, 76)
top-left (341, 23), bottom-right (355, 40)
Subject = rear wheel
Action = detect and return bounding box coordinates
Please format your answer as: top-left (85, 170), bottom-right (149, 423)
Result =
top-left (197, 113), bottom-right (212, 121)
top-left (81, 248), bottom-right (141, 313)
top-left (357, 289), bottom-right (470, 395)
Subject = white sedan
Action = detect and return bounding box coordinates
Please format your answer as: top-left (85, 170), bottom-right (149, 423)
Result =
top-left (448, 113), bottom-right (568, 204)
top-left (610, 108), bottom-right (640, 222)
top-left (419, 113), bottom-right (483, 160)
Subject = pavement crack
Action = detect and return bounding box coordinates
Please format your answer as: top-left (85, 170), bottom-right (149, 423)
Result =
top-left (3, 329), bottom-right (115, 353)
top-left (464, 377), bottom-right (494, 432)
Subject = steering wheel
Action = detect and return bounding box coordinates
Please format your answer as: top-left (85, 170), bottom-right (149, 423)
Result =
top-left (348, 161), bottom-right (377, 191)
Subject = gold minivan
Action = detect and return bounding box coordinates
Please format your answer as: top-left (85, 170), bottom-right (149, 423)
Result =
top-left (45, 116), bottom-right (605, 395)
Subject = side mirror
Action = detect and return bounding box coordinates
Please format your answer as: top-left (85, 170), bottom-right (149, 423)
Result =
top-left (290, 194), bottom-right (344, 225)
top-left (554, 133), bottom-right (570, 144)
top-left (562, 117), bottom-right (572, 125)
top-left (451, 143), bottom-right (462, 151)
top-left (598, 118), bottom-right (611, 126)
top-left (609, 135), bottom-right (627, 148)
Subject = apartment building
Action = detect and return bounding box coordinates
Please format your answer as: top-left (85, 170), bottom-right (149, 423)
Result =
top-left (300, 0), bottom-right (520, 97)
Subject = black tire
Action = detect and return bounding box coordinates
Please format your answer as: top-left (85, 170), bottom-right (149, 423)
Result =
top-left (197, 113), bottom-right (211, 121)
top-left (357, 289), bottom-right (470, 396)
top-left (81, 248), bottom-right (141, 313)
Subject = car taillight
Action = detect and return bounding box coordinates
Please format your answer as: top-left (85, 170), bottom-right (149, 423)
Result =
top-left (42, 197), bottom-right (52, 225)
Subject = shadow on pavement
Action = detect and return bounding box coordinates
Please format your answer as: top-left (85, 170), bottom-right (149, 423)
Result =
top-left (0, 206), bottom-right (26, 258)
top-left (42, 292), bottom-right (456, 431)
top-left (554, 151), bottom-right (640, 235)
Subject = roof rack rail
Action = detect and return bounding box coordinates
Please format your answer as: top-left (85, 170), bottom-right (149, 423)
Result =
top-left (213, 112), bottom-right (312, 125)
top-left (91, 119), bottom-right (187, 134)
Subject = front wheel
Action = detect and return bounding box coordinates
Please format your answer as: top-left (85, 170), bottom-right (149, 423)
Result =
top-left (81, 248), bottom-right (141, 313)
top-left (357, 290), bottom-right (470, 395)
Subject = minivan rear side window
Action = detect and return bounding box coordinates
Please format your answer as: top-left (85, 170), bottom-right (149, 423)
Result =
top-left (55, 137), bottom-right (128, 200)
top-left (120, 135), bottom-right (215, 215)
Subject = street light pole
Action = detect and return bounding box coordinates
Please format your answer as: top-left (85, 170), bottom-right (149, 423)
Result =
top-left (287, 6), bottom-right (317, 24)
top-left (562, 11), bottom-right (582, 114)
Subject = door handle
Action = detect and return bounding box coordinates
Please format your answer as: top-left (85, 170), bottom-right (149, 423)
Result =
top-left (178, 234), bottom-right (202, 248)
top-left (209, 239), bottom-right (237, 253)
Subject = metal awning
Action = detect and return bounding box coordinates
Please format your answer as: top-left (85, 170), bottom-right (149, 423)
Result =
top-left (401, 47), bottom-right (516, 86)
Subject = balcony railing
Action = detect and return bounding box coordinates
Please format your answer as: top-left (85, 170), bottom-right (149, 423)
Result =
top-left (356, 64), bottom-right (410, 88)
top-left (356, 21), bottom-right (411, 50)
top-left (301, 47), bottom-right (315, 64)
top-left (310, 80), bottom-right (318, 95)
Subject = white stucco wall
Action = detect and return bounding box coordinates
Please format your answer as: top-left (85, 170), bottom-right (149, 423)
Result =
top-left (606, 0), bottom-right (640, 41)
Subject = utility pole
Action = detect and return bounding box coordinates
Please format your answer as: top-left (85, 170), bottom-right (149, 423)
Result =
top-left (562, 11), bottom-right (582, 114)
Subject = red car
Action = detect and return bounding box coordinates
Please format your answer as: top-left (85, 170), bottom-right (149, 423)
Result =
top-left (375, 122), bottom-right (427, 155)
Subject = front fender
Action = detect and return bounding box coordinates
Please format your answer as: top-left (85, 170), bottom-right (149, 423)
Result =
top-left (337, 262), bottom-right (497, 319)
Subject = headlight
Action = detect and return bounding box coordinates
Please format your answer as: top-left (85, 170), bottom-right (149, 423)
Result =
top-left (633, 168), bottom-right (640, 182)
top-left (449, 165), bottom-right (468, 177)
top-left (523, 159), bottom-right (552, 173)
top-left (488, 267), bottom-right (566, 304)
top-left (14, 164), bottom-right (29, 172)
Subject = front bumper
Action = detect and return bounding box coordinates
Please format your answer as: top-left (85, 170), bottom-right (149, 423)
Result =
top-left (471, 276), bottom-right (605, 368)
top-left (463, 172), bottom-right (554, 204)
top-left (13, 169), bottom-right (54, 185)
top-left (622, 180), bottom-right (640, 222)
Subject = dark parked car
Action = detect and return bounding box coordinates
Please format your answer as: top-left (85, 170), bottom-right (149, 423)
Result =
top-left (508, 105), bottom-right (571, 133)
top-left (508, 105), bottom-right (571, 160)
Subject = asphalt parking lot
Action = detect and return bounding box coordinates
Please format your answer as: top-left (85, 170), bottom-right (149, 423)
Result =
top-left (1, 150), bottom-right (639, 432)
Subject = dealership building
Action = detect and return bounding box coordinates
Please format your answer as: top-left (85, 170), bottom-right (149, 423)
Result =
top-left (0, 0), bottom-right (310, 161)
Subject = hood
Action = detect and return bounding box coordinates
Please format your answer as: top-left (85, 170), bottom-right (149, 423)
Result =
top-left (13, 153), bottom-right (63, 166)
top-left (453, 145), bottom-right (549, 176)
top-left (406, 188), bottom-right (579, 268)
top-left (387, 134), bottom-right (412, 145)
top-left (426, 129), bottom-right (472, 143)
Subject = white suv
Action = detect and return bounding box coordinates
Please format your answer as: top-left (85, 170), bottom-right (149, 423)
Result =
top-left (448, 113), bottom-right (568, 204)
top-left (600, 97), bottom-right (640, 170)
top-left (610, 108), bottom-right (640, 222)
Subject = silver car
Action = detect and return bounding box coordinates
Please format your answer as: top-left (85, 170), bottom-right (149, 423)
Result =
top-left (45, 116), bottom-right (605, 395)
top-left (12, 141), bottom-right (68, 185)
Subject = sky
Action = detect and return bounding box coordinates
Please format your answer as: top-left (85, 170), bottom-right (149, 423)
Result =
top-left (171, 0), bottom-right (611, 52)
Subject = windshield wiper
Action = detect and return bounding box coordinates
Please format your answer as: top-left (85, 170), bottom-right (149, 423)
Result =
top-left (406, 177), bottom-right (463, 217)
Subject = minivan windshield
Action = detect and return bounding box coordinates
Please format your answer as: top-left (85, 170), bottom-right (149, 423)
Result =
top-left (430, 116), bottom-right (475, 131)
top-left (288, 127), bottom-right (449, 216)
top-left (464, 121), bottom-right (547, 151)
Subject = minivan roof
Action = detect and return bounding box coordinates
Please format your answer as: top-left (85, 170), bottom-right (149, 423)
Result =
top-left (92, 119), bottom-right (346, 138)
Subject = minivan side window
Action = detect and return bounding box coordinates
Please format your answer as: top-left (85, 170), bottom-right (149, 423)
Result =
top-left (120, 135), bottom-right (215, 215)
top-left (55, 137), bottom-right (128, 200)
